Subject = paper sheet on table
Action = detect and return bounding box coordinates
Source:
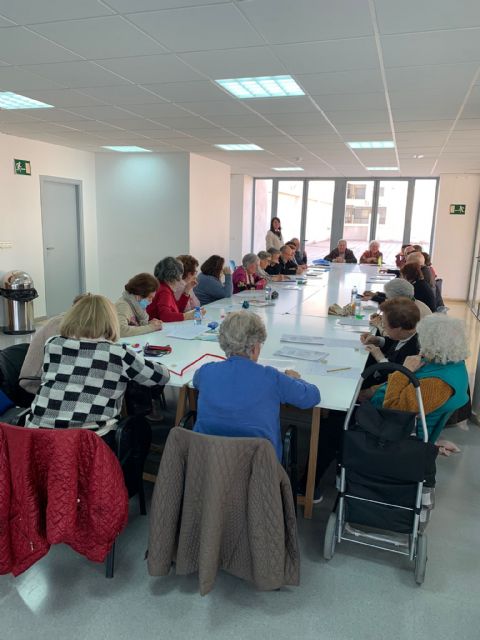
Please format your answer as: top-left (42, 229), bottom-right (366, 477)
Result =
top-left (337, 317), bottom-right (370, 327)
top-left (303, 363), bottom-right (363, 379)
top-left (273, 346), bottom-right (328, 361)
top-left (281, 334), bottom-right (361, 348)
top-left (164, 323), bottom-right (207, 340)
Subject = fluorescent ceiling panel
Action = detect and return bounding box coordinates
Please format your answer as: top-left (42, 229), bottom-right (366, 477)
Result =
top-left (0, 91), bottom-right (53, 109)
top-left (348, 141), bottom-right (395, 149)
top-left (216, 75), bottom-right (304, 99)
top-left (102, 145), bottom-right (152, 152)
top-left (272, 167), bottom-right (304, 171)
top-left (366, 166), bottom-right (399, 171)
top-left (214, 144), bottom-right (263, 151)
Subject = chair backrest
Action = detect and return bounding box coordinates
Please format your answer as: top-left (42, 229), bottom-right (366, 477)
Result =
top-left (148, 427), bottom-right (299, 594)
top-left (0, 422), bottom-right (129, 576)
top-left (0, 344), bottom-right (32, 407)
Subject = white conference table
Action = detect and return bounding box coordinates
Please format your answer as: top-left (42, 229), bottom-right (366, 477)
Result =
top-left (122, 263), bottom-right (393, 517)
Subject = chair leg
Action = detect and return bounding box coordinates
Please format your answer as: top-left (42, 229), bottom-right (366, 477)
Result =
top-left (105, 542), bottom-right (115, 578)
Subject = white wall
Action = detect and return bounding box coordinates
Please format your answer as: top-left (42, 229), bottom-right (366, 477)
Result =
top-left (95, 152), bottom-right (190, 301)
top-left (189, 154), bottom-right (230, 264)
top-left (0, 132), bottom-right (98, 320)
top-left (229, 174), bottom-right (253, 263)
top-left (433, 174), bottom-right (480, 300)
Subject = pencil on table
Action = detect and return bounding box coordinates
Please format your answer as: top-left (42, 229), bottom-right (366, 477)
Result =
top-left (326, 367), bottom-right (351, 373)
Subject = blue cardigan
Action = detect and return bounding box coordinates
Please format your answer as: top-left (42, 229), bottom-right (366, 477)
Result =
top-left (194, 272), bottom-right (233, 305)
top-left (193, 356), bottom-right (320, 459)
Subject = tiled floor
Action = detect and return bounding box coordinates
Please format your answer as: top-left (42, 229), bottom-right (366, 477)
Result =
top-left (1, 304), bottom-right (479, 640)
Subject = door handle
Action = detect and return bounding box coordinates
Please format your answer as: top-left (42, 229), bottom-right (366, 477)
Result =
top-left (46, 247), bottom-right (55, 250)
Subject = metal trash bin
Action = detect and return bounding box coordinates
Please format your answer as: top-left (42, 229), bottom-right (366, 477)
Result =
top-left (0, 271), bottom-right (38, 335)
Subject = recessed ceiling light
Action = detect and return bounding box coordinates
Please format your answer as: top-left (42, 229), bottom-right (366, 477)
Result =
top-left (413, 154), bottom-right (425, 159)
top-left (215, 75), bottom-right (304, 99)
top-left (215, 144), bottom-right (263, 151)
top-left (348, 141), bottom-right (395, 149)
top-left (0, 91), bottom-right (53, 110)
top-left (102, 145), bottom-right (152, 153)
top-left (366, 166), bottom-right (399, 171)
top-left (272, 167), bottom-right (304, 171)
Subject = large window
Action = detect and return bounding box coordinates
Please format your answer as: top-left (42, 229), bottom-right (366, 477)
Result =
top-left (304, 181), bottom-right (335, 261)
top-left (252, 177), bottom-right (438, 265)
top-left (410, 179), bottom-right (437, 254)
top-left (375, 180), bottom-right (409, 265)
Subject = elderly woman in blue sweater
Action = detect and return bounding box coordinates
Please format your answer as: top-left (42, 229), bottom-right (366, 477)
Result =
top-left (193, 311), bottom-right (320, 460)
top-left (194, 255), bottom-right (233, 305)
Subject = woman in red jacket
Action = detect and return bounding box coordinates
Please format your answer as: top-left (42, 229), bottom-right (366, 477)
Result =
top-left (148, 256), bottom-right (205, 322)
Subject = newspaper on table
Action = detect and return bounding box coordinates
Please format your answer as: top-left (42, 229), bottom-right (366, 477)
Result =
top-left (273, 346), bottom-right (328, 361)
top-left (164, 323), bottom-right (207, 340)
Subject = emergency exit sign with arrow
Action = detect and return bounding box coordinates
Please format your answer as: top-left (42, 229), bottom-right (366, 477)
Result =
top-left (450, 204), bottom-right (466, 215)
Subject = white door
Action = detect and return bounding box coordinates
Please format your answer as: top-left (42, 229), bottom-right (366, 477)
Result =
top-left (41, 179), bottom-right (84, 317)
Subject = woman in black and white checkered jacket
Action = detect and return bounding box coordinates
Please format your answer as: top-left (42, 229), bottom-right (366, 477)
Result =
top-left (26, 294), bottom-right (170, 437)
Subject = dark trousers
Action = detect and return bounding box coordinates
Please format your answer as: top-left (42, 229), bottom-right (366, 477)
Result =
top-left (102, 416), bottom-right (152, 497)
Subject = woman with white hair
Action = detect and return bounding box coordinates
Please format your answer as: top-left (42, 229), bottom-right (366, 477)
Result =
top-left (148, 257), bottom-right (205, 323)
top-left (360, 240), bottom-right (383, 265)
top-left (232, 253), bottom-right (267, 294)
top-left (192, 311), bottom-right (320, 460)
top-left (370, 314), bottom-right (469, 442)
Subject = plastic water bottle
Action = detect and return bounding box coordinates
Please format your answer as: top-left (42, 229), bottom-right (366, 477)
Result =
top-left (264, 285), bottom-right (272, 301)
top-left (351, 285), bottom-right (358, 304)
top-left (193, 306), bottom-right (202, 326)
top-left (354, 296), bottom-right (363, 319)
top-left (377, 256), bottom-right (382, 267)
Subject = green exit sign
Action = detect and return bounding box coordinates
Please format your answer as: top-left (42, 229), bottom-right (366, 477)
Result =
top-left (450, 204), bottom-right (466, 215)
top-left (14, 159), bottom-right (31, 175)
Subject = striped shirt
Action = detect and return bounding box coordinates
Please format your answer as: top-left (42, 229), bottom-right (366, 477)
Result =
top-left (26, 336), bottom-right (169, 434)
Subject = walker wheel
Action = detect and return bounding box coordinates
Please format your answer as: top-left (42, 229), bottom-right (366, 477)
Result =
top-left (323, 511), bottom-right (338, 560)
top-left (414, 534), bottom-right (427, 585)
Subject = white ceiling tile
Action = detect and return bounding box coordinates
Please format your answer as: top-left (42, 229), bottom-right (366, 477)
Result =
top-left (333, 122), bottom-right (395, 134)
top-left (143, 115), bottom-right (213, 129)
top-left (0, 16), bottom-right (15, 27)
top-left (325, 109), bottom-right (390, 125)
top-left (17, 89), bottom-right (105, 107)
top-left (240, 0), bottom-right (372, 44)
top-left (396, 132), bottom-right (449, 146)
top-left (31, 16), bottom-right (167, 59)
top-left (455, 118), bottom-right (480, 130)
top-left (174, 101), bottom-right (250, 116)
top-left (386, 62), bottom-right (478, 93)
top-left (179, 47), bottom-right (285, 78)
top-left (292, 69), bottom-right (385, 96)
top-left (354, 149), bottom-right (397, 164)
top-left (0, 0), bottom-right (114, 24)
top-left (277, 124), bottom-right (335, 136)
top-left (315, 93), bottom-right (387, 111)
top-left (382, 30), bottom-right (480, 68)
top-left (96, 118), bottom-right (162, 130)
top-left (393, 120), bottom-right (454, 132)
top-left (99, 55), bottom-right (204, 83)
top-left (0, 66), bottom-right (64, 90)
top-left (273, 38), bottom-right (379, 74)
top-left (24, 108), bottom-right (92, 122)
top-left (243, 96), bottom-right (317, 115)
top-left (459, 86), bottom-right (480, 118)
top-left (78, 85), bottom-right (169, 105)
top-left (128, 4), bottom-right (263, 52)
top-left (56, 120), bottom-right (125, 132)
top-left (107, 0), bottom-right (225, 10)
top-left (263, 112), bottom-right (329, 127)
top-left (127, 129), bottom-right (192, 139)
top-left (392, 106), bottom-right (460, 121)
top-left (219, 126), bottom-right (281, 138)
top-left (0, 27), bottom-right (81, 64)
top-left (62, 105), bottom-right (137, 120)
top-left (0, 111), bottom-right (41, 123)
top-left (209, 114), bottom-right (271, 128)
top-left (122, 103), bottom-right (197, 118)
top-left (140, 81), bottom-right (230, 102)
top-left (19, 61), bottom-right (131, 88)
top-left (374, 0), bottom-right (480, 35)
top-left (389, 89), bottom-right (464, 111)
